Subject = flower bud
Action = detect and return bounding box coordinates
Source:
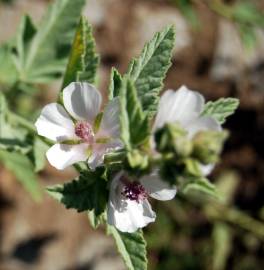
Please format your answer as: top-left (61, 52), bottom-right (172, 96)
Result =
top-left (192, 130), bottom-right (228, 164)
top-left (155, 123), bottom-right (193, 158)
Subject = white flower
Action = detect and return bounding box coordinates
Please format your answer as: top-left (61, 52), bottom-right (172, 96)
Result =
top-left (107, 85), bottom-right (221, 233)
top-left (153, 85), bottom-right (222, 175)
top-left (35, 82), bottom-right (122, 170)
top-left (107, 171), bottom-right (177, 233)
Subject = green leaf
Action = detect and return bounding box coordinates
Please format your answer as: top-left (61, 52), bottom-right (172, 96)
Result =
top-left (18, 0), bottom-right (86, 83)
top-left (0, 150), bottom-right (42, 201)
top-left (127, 26), bottom-right (175, 117)
top-left (13, 15), bottom-right (36, 73)
top-left (202, 98), bottom-right (239, 124)
top-left (108, 67), bottom-right (123, 100)
top-left (88, 210), bottom-right (105, 229)
top-left (120, 78), bottom-right (149, 149)
top-left (107, 226), bottom-right (148, 270)
top-left (33, 137), bottom-right (48, 172)
top-left (0, 93), bottom-right (28, 140)
top-left (0, 44), bottom-right (18, 87)
top-left (182, 177), bottom-right (221, 199)
top-left (0, 138), bottom-right (31, 154)
top-left (62, 16), bottom-right (99, 88)
top-left (47, 169), bottom-right (108, 215)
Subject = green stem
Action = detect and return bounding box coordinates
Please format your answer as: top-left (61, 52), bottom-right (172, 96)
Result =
top-left (205, 204), bottom-right (264, 240)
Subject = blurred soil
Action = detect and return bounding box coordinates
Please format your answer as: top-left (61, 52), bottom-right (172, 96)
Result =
top-left (1, 0), bottom-right (264, 269)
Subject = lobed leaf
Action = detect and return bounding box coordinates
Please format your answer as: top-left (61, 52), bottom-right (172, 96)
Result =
top-left (127, 26), bottom-right (175, 117)
top-left (47, 169), bottom-right (108, 215)
top-left (202, 98), bottom-right (239, 124)
top-left (107, 226), bottom-right (148, 270)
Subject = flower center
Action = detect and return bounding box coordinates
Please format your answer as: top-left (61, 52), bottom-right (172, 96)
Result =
top-left (75, 121), bottom-right (95, 144)
top-left (121, 179), bottom-right (148, 203)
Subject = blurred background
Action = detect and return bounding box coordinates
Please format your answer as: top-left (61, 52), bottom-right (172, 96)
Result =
top-left (1, 0), bottom-right (264, 269)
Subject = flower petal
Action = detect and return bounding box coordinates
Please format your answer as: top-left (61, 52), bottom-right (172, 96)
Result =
top-left (63, 82), bottom-right (102, 122)
top-left (200, 164), bottom-right (215, 176)
top-left (107, 173), bottom-right (156, 233)
top-left (46, 143), bottom-right (88, 170)
top-left (185, 116), bottom-right (221, 138)
top-left (100, 97), bottom-right (121, 138)
top-left (35, 103), bottom-right (75, 142)
top-left (88, 139), bottom-right (123, 170)
top-left (140, 171), bottom-right (177, 201)
top-left (153, 86), bottom-right (205, 130)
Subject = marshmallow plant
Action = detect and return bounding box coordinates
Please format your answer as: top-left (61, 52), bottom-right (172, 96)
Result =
top-left (0, 7), bottom-right (239, 270)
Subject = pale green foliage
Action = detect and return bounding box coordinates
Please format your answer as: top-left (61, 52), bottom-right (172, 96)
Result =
top-left (33, 137), bottom-right (49, 172)
top-left (202, 98), bottom-right (239, 124)
top-left (13, 0), bottom-right (86, 84)
top-left (0, 10), bottom-right (241, 269)
top-left (0, 92), bottom-right (43, 198)
top-left (182, 177), bottom-right (222, 199)
top-left (0, 150), bottom-right (42, 201)
top-left (0, 45), bottom-right (17, 87)
top-left (120, 78), bottom-right (149, 150)
top-left (62, 17), bottom-right (99, 88)
top-left (127, 26), bottom-right (175, 117)
top-left (107, 226), bottom-right (147, 270)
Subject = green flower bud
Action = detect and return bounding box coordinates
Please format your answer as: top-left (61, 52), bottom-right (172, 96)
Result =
top-left (155, 123), bottom-right (193, 158)
top-left (127, 149), bottom-right (149, 170)
top-left (192, 130), bottom-right (229, 164)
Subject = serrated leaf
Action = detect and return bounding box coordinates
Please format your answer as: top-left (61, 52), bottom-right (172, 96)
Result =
top-left (0, 150), bottom-right (42, 201)
top-left (182, 177), bottom-right (221, 199)
top-left (47, 169), bottom-right (108, 215)
top-left (127, 26), bottom-right (175, 117)
top-left (202, 98), bottom-right (239, 124)
top-left (108, 67), bottom-right (122, 100)
top-left (120, 78), bottom-right (149, 149)
top-left (107, 226), bottom-right (147, 270)
top-left (62, 16), bottom-right (99, 88)
top-left (18, 0), bottom-right (86, 83)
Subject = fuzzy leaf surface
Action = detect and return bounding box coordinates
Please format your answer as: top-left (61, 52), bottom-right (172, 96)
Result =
top-left (62, 16), bottom-right (99, 88)
top-left (47, 169), bottom-right (108, 215)
top-left (202, 98), bottom-right (239, 124)
top-left (127, 26), bottom-right (175, 117)
top-left (120, 78), bottom-right (149, 149)
top-left (16, 0), bottom-right (86, 83)
top-left (107, 226), bottom-right (147, 270)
